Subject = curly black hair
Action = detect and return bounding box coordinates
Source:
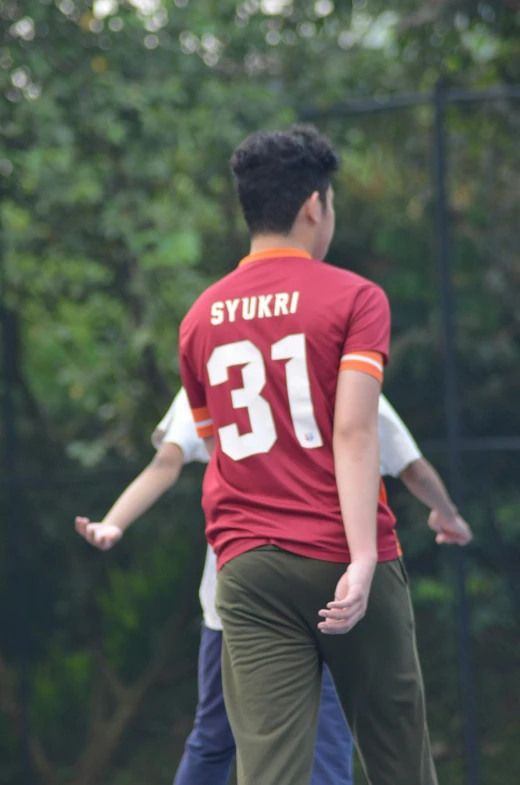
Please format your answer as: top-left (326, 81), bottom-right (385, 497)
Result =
top-left (230, 124), bottom-right (339, 235)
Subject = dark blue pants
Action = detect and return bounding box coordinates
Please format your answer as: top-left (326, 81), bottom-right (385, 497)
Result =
top-left (173, 624), bottom-right (353, 785)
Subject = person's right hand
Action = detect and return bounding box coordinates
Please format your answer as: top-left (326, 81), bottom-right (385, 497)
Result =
top-left (428, 510), bottom-right (473, 546)
top-left (75, 517), bottom-right (123, 551)
top-left (317, 557), bottom-right (377, 635)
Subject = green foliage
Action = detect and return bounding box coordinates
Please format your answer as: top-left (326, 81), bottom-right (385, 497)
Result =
top-left (32, 646), bottom-right (93, 734)
top-left (97, 534), bottom-right (190, 674)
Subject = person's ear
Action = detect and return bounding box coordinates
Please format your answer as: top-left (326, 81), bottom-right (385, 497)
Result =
top-left (302, 191), bottom-right (322, 225)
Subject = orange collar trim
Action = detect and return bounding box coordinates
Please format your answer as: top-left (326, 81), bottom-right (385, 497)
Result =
top-left (238, 247), bottom-right (312, 267)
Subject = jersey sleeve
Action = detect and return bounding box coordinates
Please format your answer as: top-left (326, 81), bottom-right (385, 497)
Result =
top-left (378, 395), bottom-right (422, 477)
top-left (157, 388), bottom-right (210, 464)
top-left (179, 316), bottom-right (215, 440)
top-left (339, 284), bottom-right (391, 384)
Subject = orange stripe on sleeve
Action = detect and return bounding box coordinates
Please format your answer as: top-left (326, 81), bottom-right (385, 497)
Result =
top-left (350, 350), bottom-right (383, 364)
top-left (339, 351), bottom-right (384, 383)
top-left (196, 423), bottom-right (215, 438)
top-left (191, 405), bottom-right (214, 439)
top-left (192, 405), bottom-right (211, 424)
top-left (340, 360), bottom-right (383, 383)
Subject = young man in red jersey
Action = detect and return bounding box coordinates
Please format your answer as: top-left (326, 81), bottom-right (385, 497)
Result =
top-left (179, 126), bottom-right (438, 785)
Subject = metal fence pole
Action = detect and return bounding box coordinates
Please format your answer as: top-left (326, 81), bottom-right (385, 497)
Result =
top-left (433, 82), bottom-right (480, 785)
top-left (0, 186), bottom-right (34, 784)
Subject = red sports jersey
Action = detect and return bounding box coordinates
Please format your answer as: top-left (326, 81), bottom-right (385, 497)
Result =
top-left (179, 248), bottom-right (398, 570)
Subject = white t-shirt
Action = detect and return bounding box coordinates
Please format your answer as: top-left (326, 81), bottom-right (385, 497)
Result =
top-left (153, 389), bottom-right (422, 632)
top-left (152, 389), bottom-right (219, 630)
top-left (152, 387), bottom-right (209, 464)
top-left (378, 395), bottom-right (422, 477)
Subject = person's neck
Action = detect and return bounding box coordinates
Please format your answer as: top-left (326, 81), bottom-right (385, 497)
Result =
top-left (249, 233), bottom-right (311, 256)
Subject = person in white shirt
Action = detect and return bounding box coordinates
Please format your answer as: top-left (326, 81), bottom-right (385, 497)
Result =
top-left (75, 390), bottom-right (472, 785)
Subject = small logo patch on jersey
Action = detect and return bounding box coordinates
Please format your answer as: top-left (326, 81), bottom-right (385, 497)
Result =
top-left (304, 432), bottom-right (315, 442)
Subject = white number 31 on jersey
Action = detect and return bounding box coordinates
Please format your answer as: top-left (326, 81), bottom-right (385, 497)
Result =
top-left (207, 333), bottom-right (323, 461)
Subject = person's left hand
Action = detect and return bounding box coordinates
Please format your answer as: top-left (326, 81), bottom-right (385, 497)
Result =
top-left (428, 509), bottom-right (473, 546)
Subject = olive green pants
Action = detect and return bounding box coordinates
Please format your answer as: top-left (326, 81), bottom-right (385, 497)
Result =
top-left (216, 546), bottom-right (437, 785)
